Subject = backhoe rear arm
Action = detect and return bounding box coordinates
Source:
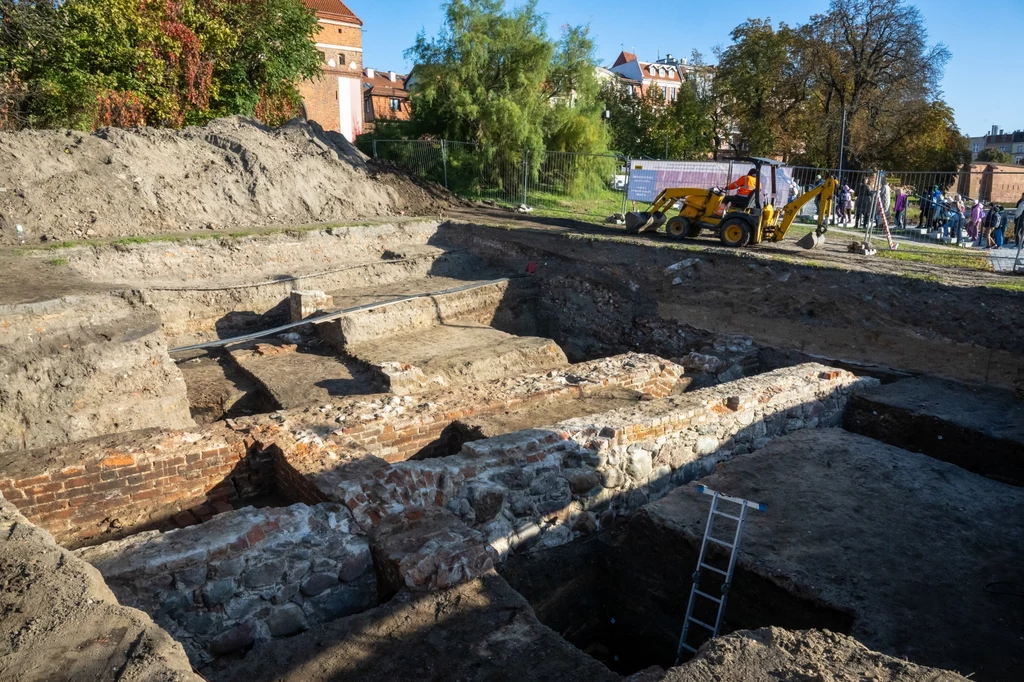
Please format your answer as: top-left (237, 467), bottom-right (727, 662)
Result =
top-left (772, 177), bottom-right (838, 242)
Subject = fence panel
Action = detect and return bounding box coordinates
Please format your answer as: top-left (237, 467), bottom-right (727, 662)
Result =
top-left (366, 139), bottom-right (1024, 247)
top-left (527, 151), bottom-right (624, 218)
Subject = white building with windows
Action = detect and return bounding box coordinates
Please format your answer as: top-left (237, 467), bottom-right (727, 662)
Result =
top-left (608, 52), bottom-right (690, 102)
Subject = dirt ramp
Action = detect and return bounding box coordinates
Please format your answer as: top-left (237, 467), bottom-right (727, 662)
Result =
top-left (0, 117), bottom-right (452, 244)
top-left (0, 496), bottom-right (201, 682)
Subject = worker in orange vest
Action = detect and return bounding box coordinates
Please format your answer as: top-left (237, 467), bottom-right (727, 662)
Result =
top-left (722, 169), bottom-right (757, 209)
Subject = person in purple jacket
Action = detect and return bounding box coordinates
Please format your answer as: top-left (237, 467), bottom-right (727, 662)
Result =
top-left (967, 199), bottom-right (984, 244)
top-left (893, 187), bottom-right (908, 229)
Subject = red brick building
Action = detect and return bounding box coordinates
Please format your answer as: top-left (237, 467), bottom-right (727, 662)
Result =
top-left (297, 0), bottom-right (364, 141)
top-left (958, 163), bottom-right (1024, 204)
top-left (362, 68), bottom-right (411, 130)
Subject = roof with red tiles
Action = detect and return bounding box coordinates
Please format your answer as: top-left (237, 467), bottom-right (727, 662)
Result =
top-left (612, 51), bottom-right (637, 68)
top-left (363, 70), bottom-right (410, 98)
top-left (302, 0), bottom-right (362, 25)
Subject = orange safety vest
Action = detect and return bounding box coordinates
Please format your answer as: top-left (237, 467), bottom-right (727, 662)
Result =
top-left (728, 174), bottom-right (757, 196)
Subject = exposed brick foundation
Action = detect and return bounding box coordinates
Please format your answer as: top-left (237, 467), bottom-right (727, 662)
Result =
top-left (0, 427), bottom-right (272, 547)
top-left (1, 354), bottom-right (680, 546)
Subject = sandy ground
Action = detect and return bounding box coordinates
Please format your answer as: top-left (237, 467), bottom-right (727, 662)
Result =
top-left (663, 627), bottom-right (968, 682)
top-left (0, 497), bottom-right (200, 682)
top-left (228, 340), bottom-right (378, 410)
top-left (637, 428), bottom-right (1024, 681)
top-left (0, 117), bottom-right (454, 245)
top-left (450, 208), bottom-right (1019, 288)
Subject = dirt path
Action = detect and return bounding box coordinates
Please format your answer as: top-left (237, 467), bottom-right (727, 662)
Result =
top-left (447, 208), bottom-right (1020, 289)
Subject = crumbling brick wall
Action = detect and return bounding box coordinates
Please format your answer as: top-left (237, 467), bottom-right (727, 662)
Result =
top-left (1, 354), bottom-right (680, 546)
top-left (283, 363), bottom-right (877, 570)
top-left (75, 503), bottom-right (375, 665)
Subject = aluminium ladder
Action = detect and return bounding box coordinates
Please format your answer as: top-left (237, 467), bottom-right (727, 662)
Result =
top-left (675, 485), bottom-right (766, 663)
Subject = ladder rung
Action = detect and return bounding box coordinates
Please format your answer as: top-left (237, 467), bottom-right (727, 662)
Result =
top-left (678, 641), bottom-right (697, 654)
top-left (693, 589), bottom-right (722, 604)
top-left (712, 510), bottom-right (741, 521)
top-left (699, 562), bottom-right (728, 576)
top-left (688, 616), bottom-right (716, 631)
top-left (706, 536), bottom-right (733, 548)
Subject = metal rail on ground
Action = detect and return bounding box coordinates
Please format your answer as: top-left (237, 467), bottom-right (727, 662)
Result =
top-left (168, 277), bottom-right (511, 355)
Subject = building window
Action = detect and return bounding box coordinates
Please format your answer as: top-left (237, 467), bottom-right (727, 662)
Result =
top-left (1016, 144), bottom-right (1024, 153)
top-left (390, 98), bottom-right (401, 112)
top-left (365, 99), bottom-right (372, 114)
top-left (338, 54), bottom-right (345, 65)
top-left (971, 143), bottom-right (979, 152)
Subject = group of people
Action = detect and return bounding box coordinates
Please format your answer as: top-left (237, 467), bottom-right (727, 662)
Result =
top-left (806, 174), bottom-right (1024, 250)
top-left (914, 186), bottom-right (1021, 249)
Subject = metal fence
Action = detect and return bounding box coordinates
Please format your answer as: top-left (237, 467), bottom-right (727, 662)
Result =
top-left (368, 140), bottom-right (1024, 247)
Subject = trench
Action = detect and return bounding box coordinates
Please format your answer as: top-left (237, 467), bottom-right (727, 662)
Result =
top-left (21, 220), bottom-right (1023, 680)
top-left (502, 528), bottom-right (855, 676)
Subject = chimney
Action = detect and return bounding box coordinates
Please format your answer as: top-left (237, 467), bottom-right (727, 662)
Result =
top-left (991, 125), bottom-right (998, 136)
top-left (388, 71), bottom-right (397, 82)
top-left (365, 67), bottom-right (375, 79)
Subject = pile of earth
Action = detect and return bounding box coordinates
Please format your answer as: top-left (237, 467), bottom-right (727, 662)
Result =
top-left (0, 116), bottom-right (455, 245)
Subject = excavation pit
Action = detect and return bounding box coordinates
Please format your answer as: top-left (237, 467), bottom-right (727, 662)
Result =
top-left (3, 217), bottom-right (1023, 682)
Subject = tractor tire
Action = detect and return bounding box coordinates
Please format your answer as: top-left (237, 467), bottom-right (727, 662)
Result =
top-left (665, 216), bottom-right (688, 240)
top-left (719, 217), bottom-right (752, 248)
top-left (666, 216), bottom-right (703, 240)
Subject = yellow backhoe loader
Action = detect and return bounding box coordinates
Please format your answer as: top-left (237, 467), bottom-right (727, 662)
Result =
top-left (624, 157), bottom-right (836, 249)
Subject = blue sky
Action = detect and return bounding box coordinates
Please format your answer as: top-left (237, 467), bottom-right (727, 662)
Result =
top-left (347, 0), bottom-right (1023, 137)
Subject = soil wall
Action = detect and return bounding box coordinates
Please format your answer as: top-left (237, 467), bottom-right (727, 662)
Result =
top-left (0, 496), bottom-right (201, 681)
top-left (439, 222), bottom-right (1024, 390)
top-left (0, 294), bottom-right (194, 453)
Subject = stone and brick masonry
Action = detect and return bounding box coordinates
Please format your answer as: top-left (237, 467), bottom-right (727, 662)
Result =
top-left (74, 503), bottom-right (374, 664)
top-left (0, 353), bottom-right (680, 547)
top-left (60, 359), bottom-right (873, 662)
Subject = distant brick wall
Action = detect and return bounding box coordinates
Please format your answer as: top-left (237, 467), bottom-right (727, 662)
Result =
top-left (958, 163), bottom-right (1024, 203)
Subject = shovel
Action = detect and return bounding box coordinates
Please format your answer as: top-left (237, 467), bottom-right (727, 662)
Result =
top-left (625, 212), bottom-right (652, 234)
top-left (796, 228), bottom-right (826, 250)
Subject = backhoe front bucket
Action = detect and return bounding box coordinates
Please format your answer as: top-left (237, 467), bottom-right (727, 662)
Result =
top-left (625, 211), bottom-right (651, 234)
top-left (796, 230), bottom-right (826, 250)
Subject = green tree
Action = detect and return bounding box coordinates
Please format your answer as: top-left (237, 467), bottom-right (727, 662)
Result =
top-left (601, 78), bottom-right (714, 160)
top-left (543, 24), bottom-right (608, 154)
top-left (712, 19), bottom-right (808, 160)
top-left (406, 0), bottom-right (553, 165)
top-left (3, 0), bottom-right (321, 129)
top-left (797, 0), bottom-right (951, 169)
top-left (977, 147), bottom-right (1014, 164)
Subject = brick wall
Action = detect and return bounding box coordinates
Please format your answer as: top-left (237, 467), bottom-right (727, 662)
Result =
top-left (0, 427), bottom-right (273, 547)
top-left (0, 354), bottom-right (680, 546)
top-left (299, 17), bottom-right (363, 137)
top-left (75, 504), bottom-right (375, 664)
top-left (280, 364), bottom-right (876, 554)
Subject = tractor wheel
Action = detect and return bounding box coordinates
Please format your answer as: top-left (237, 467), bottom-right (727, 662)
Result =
top-left (719, 217), bottom-right (752, 248)
top-left (665, 216), bottom-right (688, 240)
top-left (666, 216), bottom-right (702, 240)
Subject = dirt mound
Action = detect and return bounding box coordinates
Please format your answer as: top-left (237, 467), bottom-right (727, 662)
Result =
top-left (667, 627), bottom-right (967, 681)
top-left (0, 117), bottom-right (453, 245)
